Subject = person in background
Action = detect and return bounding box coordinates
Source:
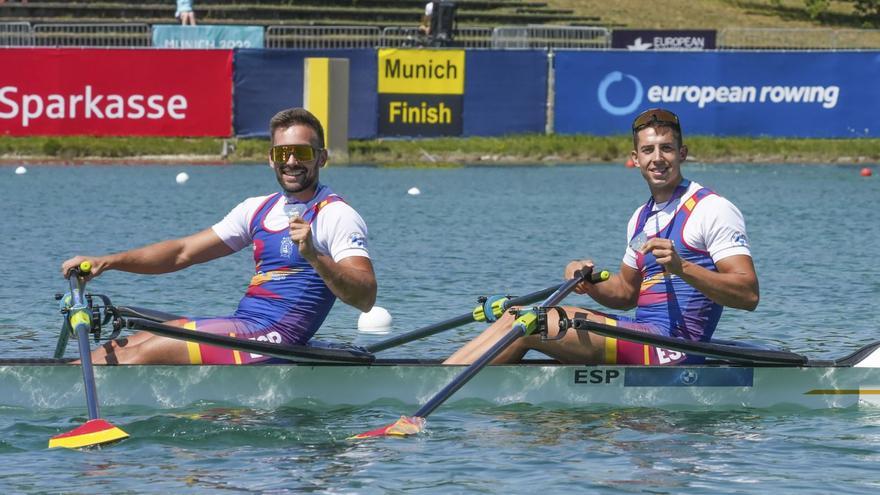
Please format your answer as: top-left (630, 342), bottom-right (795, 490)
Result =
top-left (445, 107), bottom-right (759, 366)
top-left (62, 108), bottom-right (377, 365)
top-left (418, 1), bottom-right (434, 37)
top-left (176, 0), bottom-right (196, 25)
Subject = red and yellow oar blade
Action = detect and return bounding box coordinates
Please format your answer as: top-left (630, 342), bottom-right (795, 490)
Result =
top-left (48, 419), bottom-right (129, 449)
top-left (349, 416), bottom-right (426, 440)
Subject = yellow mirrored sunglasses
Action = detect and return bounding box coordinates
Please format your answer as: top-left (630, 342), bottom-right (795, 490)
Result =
top-left (270, 144), bottom-right (322, 165)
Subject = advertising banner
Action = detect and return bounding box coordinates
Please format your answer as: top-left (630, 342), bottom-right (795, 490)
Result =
top-left (0, 48), bottom-right (233, 136)
top-left (377, 48), bottom-right (464, 137)
top-left (611, 30), bottom-right (716, 50)
top-left (463, 50), bottom-right (547, 136)
top-left (153, 25), bottom-right (265, 49)
top-left (233, 49), bottom-right (377, 139)
top-left (554, 51), bottom-right (879, 138)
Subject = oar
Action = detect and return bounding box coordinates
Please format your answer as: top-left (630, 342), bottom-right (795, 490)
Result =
top-left (124, 317), bottom-right (374, 363)
top-left (49, 262), bottom-right (129, 449)
top-left (351, 268), bottom-right (610, 439)
top-left (366, 283), bottom-right (567, 353)
top-left (571, 317), bottom-right (808, 365)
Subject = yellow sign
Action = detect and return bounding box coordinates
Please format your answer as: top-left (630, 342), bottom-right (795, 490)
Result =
top-left (378, 49), bottom-right (465, 95)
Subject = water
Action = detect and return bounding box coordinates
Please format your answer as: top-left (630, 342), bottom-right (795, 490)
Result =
top-left (1, 163), bottom-right (879, 493)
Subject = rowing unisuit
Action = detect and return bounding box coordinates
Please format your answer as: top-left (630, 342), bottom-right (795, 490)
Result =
top-left (171, 183), bottom-right (370, 364)
top-left (602, 179), bottom-right (752, 365)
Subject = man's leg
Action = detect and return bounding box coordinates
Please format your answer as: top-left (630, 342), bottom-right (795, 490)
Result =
top-left (444, 306), bottom-right (608, 365)
top-left (83, 331), bottom-right (191, 364)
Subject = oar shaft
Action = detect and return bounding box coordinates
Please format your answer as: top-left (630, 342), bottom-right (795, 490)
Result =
top-left (69, 275), bottom-right (100, 420)
top-left (415, 325), bottom-right (524, 418)
top-left (365, 283), bottom-right (564, 354)
top-left (366, 313), bottom-right (475, 353)
top-left (413, 273), bottom-right (587, 420)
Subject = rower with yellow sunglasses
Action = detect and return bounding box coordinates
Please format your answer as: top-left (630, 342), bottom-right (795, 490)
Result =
top-left (62, 108), bottom-right (377, 365)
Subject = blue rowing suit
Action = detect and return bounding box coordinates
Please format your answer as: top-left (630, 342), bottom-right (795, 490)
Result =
top-left (178, 185), bottom-right (345, 364)
top-left (603, 180), bottom-right (723, 365)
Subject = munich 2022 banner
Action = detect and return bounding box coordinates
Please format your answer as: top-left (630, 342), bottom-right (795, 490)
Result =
top-left (377, 49), bottom-right (464, 137)
top-left (0, 48), bottom-right (233, 136)
top-left (554, 51), bottom-right (880, 138)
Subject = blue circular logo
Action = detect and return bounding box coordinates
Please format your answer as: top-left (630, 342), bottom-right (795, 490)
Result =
top-left (597, 71), bottom-right (644, 116)
top-left (680, 369), bottom-right (698, 385)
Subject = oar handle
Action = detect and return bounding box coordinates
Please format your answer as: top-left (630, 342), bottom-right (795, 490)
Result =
top-left (366, 269), bottom-right (611, 354)
top-left (583, 269), bottom-right (611, 284)
top-left (66, 261), bottom-right (93, 285)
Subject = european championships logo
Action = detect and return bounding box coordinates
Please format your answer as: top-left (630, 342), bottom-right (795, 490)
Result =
top-left (597, 71), bottom-right (644, 116)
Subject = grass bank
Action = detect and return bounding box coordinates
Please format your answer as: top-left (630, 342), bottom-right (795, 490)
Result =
top-left (1, 135), bottom-right (878, 166)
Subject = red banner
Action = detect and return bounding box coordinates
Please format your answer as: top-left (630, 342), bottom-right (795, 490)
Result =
top-left (0, 48), bottom-right (233, 137)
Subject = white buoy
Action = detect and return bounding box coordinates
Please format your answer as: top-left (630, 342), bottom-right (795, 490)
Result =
top-left (14, 166), bottom-right (27, 175)
top-left (358, 306), bottom-right (393, 332)
top-left (175, 172), bottom-right (189, 184)
top-left (407, 187), bottom-right (421, 196)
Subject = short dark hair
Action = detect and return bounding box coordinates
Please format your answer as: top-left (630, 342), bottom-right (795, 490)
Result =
top-left (269, 108), bottom-right (325, 149)
top-left (631, 108), bottom-right (683, 149)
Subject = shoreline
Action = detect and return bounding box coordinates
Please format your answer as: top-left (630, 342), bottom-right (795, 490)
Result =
top-left (1, 135), bottom-right (879, 166)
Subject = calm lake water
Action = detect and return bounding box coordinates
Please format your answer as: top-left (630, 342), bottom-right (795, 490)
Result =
top-left (1, 162), bottom-right (878, 493)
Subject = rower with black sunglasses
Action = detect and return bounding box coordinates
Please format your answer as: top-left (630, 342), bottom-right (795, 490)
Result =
top-left (61, 108), bottom-right (377, 365)
top-left (446, 108), bottom-right (759, 366)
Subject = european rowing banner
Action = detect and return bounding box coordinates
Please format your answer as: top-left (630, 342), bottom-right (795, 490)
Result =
top-left (554, 51), bottom-right (880, 138)
top-left (377, 49), bottom-right (465, 137)
top-left (611, 30), bottom-right (716, 50)
top-left (0, 48), bottom-right (233, 136)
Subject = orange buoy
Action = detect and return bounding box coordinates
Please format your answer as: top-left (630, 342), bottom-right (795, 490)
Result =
top-left (860, 167), bottom-right (873, 177)
top-left (625, 158), bottom-right (636, 168)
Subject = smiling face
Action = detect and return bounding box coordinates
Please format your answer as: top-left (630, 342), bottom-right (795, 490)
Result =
top-left (270, 124), bottom-right (327, 201)
top-left (631, 125), bottom-right (688, 202)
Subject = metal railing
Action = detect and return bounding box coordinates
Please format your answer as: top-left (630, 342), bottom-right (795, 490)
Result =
top-left (718, 28), bottom-right (880, 50)
top-left (0, 22), bottom-right (33, 46)
top-left (4, 23), bottom-right (880, 51)
top-left (492, 25), bottom-right (611, 49)
top-left (379, 26), bottom-right (493, 48)
top-left (31, 23), bottom-right (151, 47)
top-left (266, 25), bottom-right (380, 49)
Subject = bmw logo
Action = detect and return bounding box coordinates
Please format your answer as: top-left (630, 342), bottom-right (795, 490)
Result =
top-left (680, 369), bottom-right (698, 385)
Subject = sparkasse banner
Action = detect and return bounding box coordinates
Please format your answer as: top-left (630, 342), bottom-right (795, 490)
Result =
top-left (0, 48), bottom-right (233, 136)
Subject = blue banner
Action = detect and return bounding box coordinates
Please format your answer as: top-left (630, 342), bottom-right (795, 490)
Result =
top-left (463, 50), bottom-right (547, 136)
top-left (233, 49), bottom-right (377, 139)
top-left (153, 25), bottom-right (264, 49)
top-left (554, 51), bottom-right (880, 138)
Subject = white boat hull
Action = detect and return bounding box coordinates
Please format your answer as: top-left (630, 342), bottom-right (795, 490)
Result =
top-left (3, 362), bottom-right (880, 410)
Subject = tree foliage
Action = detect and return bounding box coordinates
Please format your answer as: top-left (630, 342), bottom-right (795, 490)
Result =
top-left (799, 0), bottom-right (880, 26)
top-left (852, 0), bottom-right (880, 26)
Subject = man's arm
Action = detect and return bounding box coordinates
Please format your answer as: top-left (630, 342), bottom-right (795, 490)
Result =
top-left (565, 260), bottom-right (642, 310)
top-left (643, 238), bottom-right (759, 311)
top-left (61, 228), bottom-right (235, 279)
top-left (304, 254), bottom-right (377, 313)
top-left (288, 217), bottom-right (377, 313)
